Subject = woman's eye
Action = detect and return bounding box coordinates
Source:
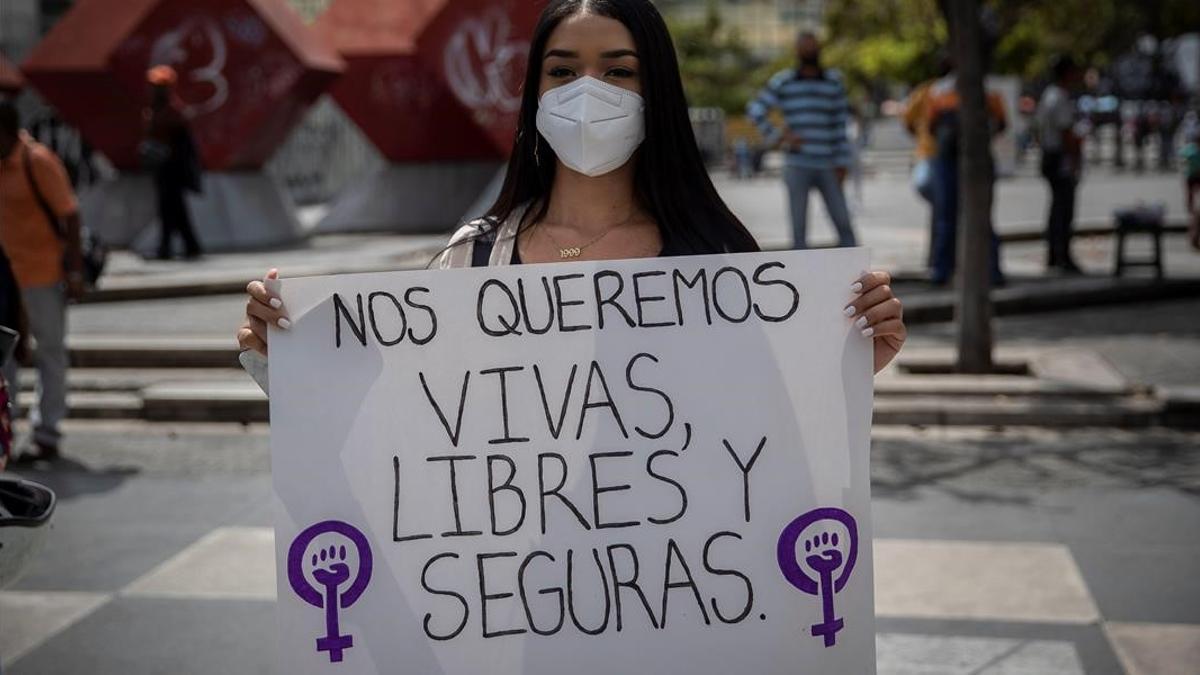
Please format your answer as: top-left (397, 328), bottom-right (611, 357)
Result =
top-left (548, 67), bottom-right (576, 78)
top-left (607, 67), bottom-right (637, 79)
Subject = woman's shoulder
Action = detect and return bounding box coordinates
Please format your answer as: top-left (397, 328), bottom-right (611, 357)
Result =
top-left (436, 219), bottom-right (488, 270)
top-left (448, 218), bottom-right (494, 246)
top-left (438, 215), bottom-right (517, 269)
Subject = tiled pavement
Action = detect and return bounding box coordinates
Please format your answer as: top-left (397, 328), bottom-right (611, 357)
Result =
top-left (2, 424), bottom-right (1198, 674)
top-left (7, 526), bottom-right (1197, 673)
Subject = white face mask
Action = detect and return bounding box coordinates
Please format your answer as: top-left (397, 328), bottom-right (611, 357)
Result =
top-left (535, 76), bottom-right (646, 177)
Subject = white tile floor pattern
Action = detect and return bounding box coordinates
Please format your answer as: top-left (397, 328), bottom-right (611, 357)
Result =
top-left (3, 529), bottom-right (1197, 673)
top-left (122, 527), bottom-right (276, 601)
top-left (874, 634), bottom-right (1087, 675)
top-left (873, 539), bottom-right (1101, 624)
top-left (1103, 623), bottom-right (1200, 675)
top-left (0, 591), bottom-right (110, 665)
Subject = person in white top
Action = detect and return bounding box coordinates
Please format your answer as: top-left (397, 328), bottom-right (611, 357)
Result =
top-left (1037, 55), bottom-right (1085, 273)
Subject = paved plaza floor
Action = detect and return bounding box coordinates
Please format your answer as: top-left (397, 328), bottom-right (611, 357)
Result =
top-left (91, 132), bottom-right (1200, 300)
top-left (2, 420), bottom-right (1197, 674)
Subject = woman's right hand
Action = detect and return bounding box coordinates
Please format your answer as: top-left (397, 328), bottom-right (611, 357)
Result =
top-left (237, 269), bottom-right (290, 356)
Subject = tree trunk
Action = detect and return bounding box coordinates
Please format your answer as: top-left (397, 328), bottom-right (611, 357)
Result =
top-left (946, 0), bottom-right (995, 373)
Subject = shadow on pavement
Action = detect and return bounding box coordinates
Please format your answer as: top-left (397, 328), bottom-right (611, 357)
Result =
top-left (6, 455), bottom-right (140, 501)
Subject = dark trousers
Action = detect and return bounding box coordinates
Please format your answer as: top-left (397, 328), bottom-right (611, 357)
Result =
top-left (1041, 152), bottom-right (1078, 267)
top-left (156, 179), bottom-right (202, 258)
top-left (930, 153), bottom-right (1002, 285)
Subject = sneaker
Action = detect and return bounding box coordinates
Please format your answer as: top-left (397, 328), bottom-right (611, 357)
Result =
top-left (13, 442), bottom-right (60, 465)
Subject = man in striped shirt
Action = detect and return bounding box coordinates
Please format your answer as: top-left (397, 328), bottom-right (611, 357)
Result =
top-left (747, 31), bottom-right (857, 249)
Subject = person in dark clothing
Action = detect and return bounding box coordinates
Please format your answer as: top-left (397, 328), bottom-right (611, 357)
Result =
top-left (143, 65), bottom-right (203, 260)
top-left (1037, 56), bottom-right (1084, 273)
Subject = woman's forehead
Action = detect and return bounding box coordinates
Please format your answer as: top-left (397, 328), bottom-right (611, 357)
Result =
top-left (545, 12), bottom-right (636, 54)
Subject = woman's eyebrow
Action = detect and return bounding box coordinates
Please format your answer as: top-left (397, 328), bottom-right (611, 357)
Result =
top-left (544, 48), bottom-right (639, 59)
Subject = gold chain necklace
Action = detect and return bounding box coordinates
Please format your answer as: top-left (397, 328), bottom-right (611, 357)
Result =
top-left (539, 213), bottom-right (638, 259)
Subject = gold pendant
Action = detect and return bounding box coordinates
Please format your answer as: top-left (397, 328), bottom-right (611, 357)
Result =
top-left (560, 247), bottom-right (582, 259)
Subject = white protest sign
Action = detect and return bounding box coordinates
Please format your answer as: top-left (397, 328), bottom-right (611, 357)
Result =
top-left (269, 248), bottom-right (876, 674)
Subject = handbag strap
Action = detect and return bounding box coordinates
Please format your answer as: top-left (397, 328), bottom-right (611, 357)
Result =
top-left (21, 144), bottom-right (66, 241)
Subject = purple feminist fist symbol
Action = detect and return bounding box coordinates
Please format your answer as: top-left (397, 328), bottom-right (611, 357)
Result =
top-left (777, 508), bottom-right (858, 648)
top-left (287, 521), bottom-right (373, 663)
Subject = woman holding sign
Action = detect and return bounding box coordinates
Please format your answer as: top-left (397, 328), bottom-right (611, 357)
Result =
top-left (238, 0), bottom-right (905, 375)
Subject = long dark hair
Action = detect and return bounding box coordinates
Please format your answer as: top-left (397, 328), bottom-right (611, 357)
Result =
top-left (484, 0), bottom-right (759, 255)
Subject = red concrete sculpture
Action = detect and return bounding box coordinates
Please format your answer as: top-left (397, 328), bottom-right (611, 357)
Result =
top-left (22, 0), bottom-right (343, 170)
top-left (0, 55), bottom-right (23, 94)
top-left (315, 0), bottom-right (543, 162)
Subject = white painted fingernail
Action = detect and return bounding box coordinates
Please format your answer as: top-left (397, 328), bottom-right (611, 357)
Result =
top-left (856, 316), bottom-right (868, 329)
top-left (861, 327), bottom-right (875, 338)
top-left (269, 297), bottom-right (282, 309)
top-left (851, 282), bottom-right (863, 293)
top-left (844, 305), bottom-right (856, 317)
top-left (277, 318), bottom-right (292, 330)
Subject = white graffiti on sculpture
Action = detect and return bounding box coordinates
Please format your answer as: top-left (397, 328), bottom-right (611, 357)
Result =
top-left (443, 9), bottom-right (528, 116)
top-left (149, 15), bottom-right (230, 118)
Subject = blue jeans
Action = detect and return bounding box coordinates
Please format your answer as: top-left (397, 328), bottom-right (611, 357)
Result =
top-left (784, 165), bottom-right (857, 249)
top-left (930, 154), bottom-right (1003, 285)
top-left (1, 284), bottom-right (67, 447)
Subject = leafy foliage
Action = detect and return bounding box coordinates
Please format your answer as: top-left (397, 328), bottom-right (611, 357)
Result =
top-left (667, 2), bottom-right (788, 114)
top-left (822, 0), bottom-right (947, 87)
top-left (668, 0), bottom-right (1200, 117)
top-left (824, 0), bottom-right (1200, 85)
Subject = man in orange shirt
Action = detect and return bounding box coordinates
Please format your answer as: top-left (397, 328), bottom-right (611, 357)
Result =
top-left (0, 100), bottom-right (84, 462)
top-left (923, 72), bottom-right (1009, 286)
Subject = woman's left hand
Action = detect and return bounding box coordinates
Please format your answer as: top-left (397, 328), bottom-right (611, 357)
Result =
top-left (846, 271), bottom-right (906, 374)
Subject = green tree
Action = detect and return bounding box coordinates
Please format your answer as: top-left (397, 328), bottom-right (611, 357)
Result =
top-left (668, 2), bottom-right (779, 114)
top-left (991, 0), bottom-right (1200, 80)
top-left (823, 0), bottom-right (947, 88)
top-left (824, 0), bottom-right (1200, 86)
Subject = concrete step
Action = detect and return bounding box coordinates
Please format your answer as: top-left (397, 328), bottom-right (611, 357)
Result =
top-left (1158, 386), bottom-right (1200, 429)
top-left (18, 375), bottom-right (1171, 428)
top-left (872, 394), bottom-right (1163, 427)
top-left (142, 381), bottom-right (266, 424)
top-left (15, 368), bottom-right (250, 393)
top-left (892, 346), bottom-right (1133, 393)
top-left (15, 391), bottom-right (143, 420)
top-left (5, 346), bottom-right (1177, 428)
top-left (38, 369), bottom-right (1121, 401)
top-left (11, 388), bottom-right (1179, 428)
top-left (79, 216), bottom-right (1188, 305)
top-left (85, 237), bottom-right (447, 304)
top-left (16, 378), bottom-right (265, 423)
top-left (874, 373), bottom-right (1134, 398)
top-left (12, 367), bottom-right (260, 423)
top-left (65, 337), bottom-right (240, 369)
top-left (48, 388), bottom-right (1167, 427)
top-left (900, 276), bottom-right (1200, 324)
